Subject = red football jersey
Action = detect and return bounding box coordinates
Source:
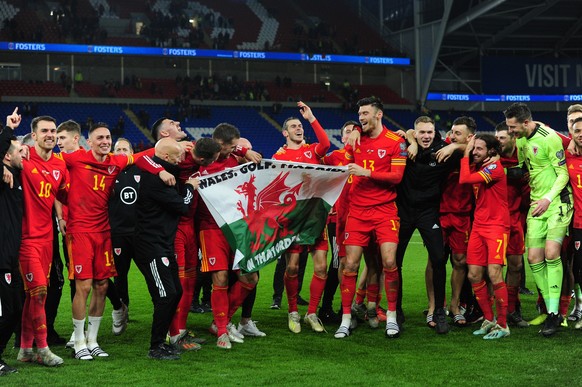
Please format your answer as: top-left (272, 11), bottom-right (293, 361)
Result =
top-left (322, 148), bottom-right (353, 219)
top-left (272, 143), bottom-right (323, 164)
top-left (60, 150), bottom-right (132, 233)
top-left (459, 158), bottom-right (509, 229)
top-left (197, 154), bottom-right (240, 230)
top-left (567, 152), bottom-right (582, 228)
top-left (500, 149), bottom-right (529, 220)
top-left (345, 128), bottom-right (406, 209)
top-left (21, 147), bottom-right (68, 240)
top-left (440, 167), bottom-right (473, 214)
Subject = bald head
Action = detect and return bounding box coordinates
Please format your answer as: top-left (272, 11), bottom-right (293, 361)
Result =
top-left (155, 137), bottom-right (184, 165)
top-left (237, 137), bottom-right (252, 150)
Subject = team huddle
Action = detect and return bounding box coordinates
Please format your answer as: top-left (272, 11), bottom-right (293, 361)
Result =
top-left (1, 98), bottom-right (581, 373)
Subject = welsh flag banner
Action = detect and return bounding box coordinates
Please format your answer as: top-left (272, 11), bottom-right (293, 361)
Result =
top-left (197, 159), bottom-right (349, 272)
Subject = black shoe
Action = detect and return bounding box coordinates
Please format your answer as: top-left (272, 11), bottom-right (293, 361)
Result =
top-left (148, 343), bottom-right (180, 360)
top-left (464, 305), bottom-right (484, 324)
top-left (189, 302), bottom-right (203, 313)
top-left (47, 329), bottom-right (67, 345)
top-left (318, 308), bottom-right (342, 324)
top-left (200, 302), bottom-right (212, 313)
top-left (435, 308), bottom-right (450, 334)
top-left (519, 287), bottom-right (534, 296)
top-left (297, 295), bottom-right (308, 306)
top-left (0, 359), bottom-right (18, 376)
top-left (270, 298), bottom-right (281, 309)
top-left (541, 313), bottom-right (561, 337)
top-left (396, 308), bottom-right (405, 327)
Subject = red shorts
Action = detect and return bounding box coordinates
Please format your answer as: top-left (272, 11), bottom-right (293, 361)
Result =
top-left (466, 227), bottom-right (508, 267)
top-left (19, 239), bottom-right (52, 290)
top-left (507, 221), bottom-right (525, 255)
top-left (440, 213), bottom-right (471, 254)
top-left (199, 228), bottom-right (233, 273)
top-left (345, 202), bottom-right (399, 246)
top-left (175, 221), bottom-right (198, 271)
top-left (287, 228), bottom-right (328, 254)
top-left (66, 232), bottom-right (117, 280)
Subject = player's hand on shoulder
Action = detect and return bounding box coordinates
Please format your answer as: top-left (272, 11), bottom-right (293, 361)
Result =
top-left (346, 129), bottom-right (361, 147)
top-left (159, 170), bottom-right (176, 186)
top-left (179, 141), bottom-right (194, 153)
top-left (244, 149), bottom-right (262, 163)
top-left (482, 154), bottom-right (500, 167)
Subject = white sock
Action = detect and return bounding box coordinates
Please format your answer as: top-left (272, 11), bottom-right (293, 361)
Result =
top-left (386, 310), bottom-right (397, 323)
top-left (86, 316), bottom-right (102, 348)
top-left (367, 301), bottom-right (377, 311)
top-left (73, 318), bottom-right (86, 352)
top-left (341, 314), bottom-right (352, 328)
top-left (170, 333), bottom-right (181, 344)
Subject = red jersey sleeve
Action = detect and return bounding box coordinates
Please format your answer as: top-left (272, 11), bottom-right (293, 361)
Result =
top-left (459, 157), bottom-right (504, 185)
top-left (310, 119), bottom-right (331, 157)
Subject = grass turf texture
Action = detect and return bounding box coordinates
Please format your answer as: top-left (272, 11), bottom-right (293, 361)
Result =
top-left (3, 232), bottom-right (582, 386)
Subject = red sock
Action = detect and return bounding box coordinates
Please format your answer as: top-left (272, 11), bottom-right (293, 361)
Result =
top-left (559, 295), bottom-right (571, 317)
top-left (169, 269), bottom-right (195, 336)
top-left (341, 272), bottom-right (357, 315)
top-left (284, 273), bottom-right (298, 313)
top-left (376, 291), bottom-right (383, 306)
top-left (355, 287), bottom-right (366, 305)
top-left (472, 280), bottom-right (494, 322)
top-left (308, 274), bottom-right (327, 315)
top-left (383, 267), bottom-right (399, 312)
top-left (20, 294), bottom-right (34, 348)
top-left (507, 285), bottom-right (518, 314)
top-left (30, 287), bottom-right (48, 348)
top-left (366, 283), bottom-right (379, 306)
top-left (493, 282), bottom-right (508, 328)
top-left (228, 281), bottom-right (255, 319)
top-left (211, 285), bottom-right (229, 336)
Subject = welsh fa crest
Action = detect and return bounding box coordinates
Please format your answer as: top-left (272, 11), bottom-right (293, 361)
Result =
top-left (114, 248), bottom-right (122, 255)
top-left (209, 257), bottom-right (216, 265)
top-left (25, 273), bottom-right (33, 282)
top-left (75, 265), bottom-right (82, 274)
top-left (52, 170), bottom-right (61, 181)
top-left (108, 166), bottom-right (117, 174)
top-left (378, 149), bottom-right (386, 158)
top-left (304, 151), bottom-right (312, 159)
top-left (161, 257), bottom-right (170, 267)
top-left (576, 241), bottom-right (581, 251)
top-left (4, 273), bottom-right (11, 284)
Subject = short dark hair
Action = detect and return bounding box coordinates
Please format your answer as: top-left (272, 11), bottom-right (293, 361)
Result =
top-left (89, 122), bottom-right (109, 134)
top-left (282, 116), bottom-right (301, 132)
top-left (572, 116), bottom-right (582, 128)
top-left (341, 120), bottom-right (359, 136)
top-left (494, 121), bottom-right (510, 134)
top-left (452, 116), bottom-right (477, 134)
top-left (151, 117), bottom-right (168, 140)
top-left (503, 102), bottom-right (532, 123)
top-left (213, 123), bottom-right (240, 143)
top-left (474, 133), bottom-right (501, 157)
top-left (357, 96), bottom-right (383, 111)
top-left (567, 104), bottom-right (582, 117)
top-left (194, 137), bottom-right (221, 160)
top-left (57, 119), bottom-right (81, 135)
top-left (31, 116), bottom-right (57, 132)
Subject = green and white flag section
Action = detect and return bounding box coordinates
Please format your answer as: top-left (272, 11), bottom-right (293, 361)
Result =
top-left (197, 159), bottom-right (349, 272)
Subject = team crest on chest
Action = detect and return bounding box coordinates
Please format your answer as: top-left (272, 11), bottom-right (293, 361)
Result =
top-left (304, 151), bottom-right (312, 159)
top-left (161, 257), bottom-right (170, 267)
top-left (114, 248), bottom-right (122, 255)
top-left (532, 146), bottom-right (538, 156)
top-left (108, 166), bottom-right (117, 175)
top-left (5, 273), bottom-right (11, 284)
top-left (25, 273), bottom-right (33, 282)
top-left (576, 241), bottom-right (581, 251)
top-left (134, 175), bottom-right (141, 183)
top-left (75, 265), bottom-right (82, 274)
top-left (378, 149), bottom-right (386, 158)
top-left (209, 257), bottom-right (216, 265)
top-left (52, 170), bottom-right (61, 181)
